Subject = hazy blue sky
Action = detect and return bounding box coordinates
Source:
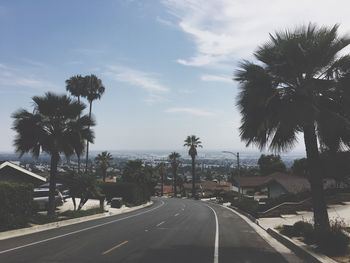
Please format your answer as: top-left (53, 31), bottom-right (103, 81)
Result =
top-left (1, 0), bottom-right (350, 153)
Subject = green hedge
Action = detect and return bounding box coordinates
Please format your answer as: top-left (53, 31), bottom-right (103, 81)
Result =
top-left (100, 182), bottom-right (150, 206)
top-left (231, 197), bottom-right (259, 218)
top-left (0, 182), bottom-right (33, 231)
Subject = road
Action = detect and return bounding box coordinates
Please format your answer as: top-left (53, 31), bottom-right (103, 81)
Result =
top-left (0, 198), bottom-right (302, 263)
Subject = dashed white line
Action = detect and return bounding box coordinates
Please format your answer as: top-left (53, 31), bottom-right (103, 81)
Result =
top-left (174, 213), bottom-right (179, 217)
top-left (156, 221), bottom-right (165, 227)
top-left (206, 205), bottom-right (219, 263)
top-left (0, 200), bottom-right (165, 255)
top-left (102, 240), bottom-right (128, 255)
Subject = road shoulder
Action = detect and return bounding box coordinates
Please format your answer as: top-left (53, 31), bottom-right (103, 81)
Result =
top-left (206, 202), bottom-right (305, 263)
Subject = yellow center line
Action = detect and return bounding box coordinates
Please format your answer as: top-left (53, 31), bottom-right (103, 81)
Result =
top-left (102, 240), bottom-right (129, 255)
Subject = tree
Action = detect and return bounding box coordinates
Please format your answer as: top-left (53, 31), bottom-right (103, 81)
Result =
top-left (157, 162), bottom-right (166, 196)
top-left (95, 151), bottom-right (113, 182)
top-left (66, 75), bottom-right (86, 174)
top-left (291, 158), bottom-right (309, 177)
top-left (235, 24), bottom-right (350, 231)
top-left (122, 160), bottom-right (159, 195)
top-left (169, 152), bottom-right (181, 197)
top-left (12, 92), bottom-right (94, 216)
top-left (184, 135), bottom-right (202, 197)
top-left (257, 154), bottom-right (286, 175)
top-left (82, 75), bottom-right (105, 172)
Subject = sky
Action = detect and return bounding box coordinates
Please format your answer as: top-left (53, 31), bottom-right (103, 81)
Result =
top-left (1, 0), bottom-right (350, 153)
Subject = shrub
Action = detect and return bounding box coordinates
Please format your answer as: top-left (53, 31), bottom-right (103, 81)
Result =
top-left (317, 219), bottom-right (350, 256)
top-left (280, 221), bottom-right (316, 244)
top-left (100, 182), bottom-right (150, 206)
top-left (0, 182), bottom-right (33, 231)
top-left (231, 197), bottom-right (259, 217)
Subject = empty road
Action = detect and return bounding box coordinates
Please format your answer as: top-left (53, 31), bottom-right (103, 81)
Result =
top-left (0, 198), bottom-right (302, 263)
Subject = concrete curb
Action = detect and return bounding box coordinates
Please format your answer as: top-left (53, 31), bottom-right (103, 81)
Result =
top-left (0, 201), bottom-right (153, 241)
top-left (215, 202), bottom-right (337, 263)
top-left (267, 228), bottom-right (337, 263)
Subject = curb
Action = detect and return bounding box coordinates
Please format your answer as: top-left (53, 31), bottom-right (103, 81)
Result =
top-left (267, 228), bottom-right (337, 263)
top-left (213, 202), bottom-right (337, 263)
top-left (0, 201), bottom-right (153, 241)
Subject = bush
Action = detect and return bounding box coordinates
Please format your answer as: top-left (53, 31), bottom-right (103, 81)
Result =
top-left (0, 182), bottom-right (33, 231)
top-left (231, 197), bottom-right (259, 217)
top-left (280, 219), bottom-right (350, 255)
top-left (317, 219), bottom-right (350, 256)
top-left (100, 182), bottom-right (150, 206)
top-left (280, 221), bottom-right (316, 244)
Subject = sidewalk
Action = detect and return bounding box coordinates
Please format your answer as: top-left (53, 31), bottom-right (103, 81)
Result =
top-left (0, 200), bottom-right (153, 240)
top-left (258, 203), bottom-right (350, 230)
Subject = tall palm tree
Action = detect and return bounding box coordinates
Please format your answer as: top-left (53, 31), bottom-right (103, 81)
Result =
top-left (12, 92), bottom-right (94, 216)
top-left (184, 135), bottom-right (202, 197)
top-left (82, 74), bottom-right (105, 172)
top-left (95, 151), bottom-right (113, 182)
top-left (169, 152), bottom-right (181, 197)
top-left (235, 24), bottom-right (350, 232)
top-left (157, 162), bottom-right (166, 196)
top-left (66, 75), bottom-right (86, 174)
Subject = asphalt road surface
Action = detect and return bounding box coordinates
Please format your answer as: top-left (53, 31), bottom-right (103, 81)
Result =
top-left (0, 198), bottom-right (302, 263)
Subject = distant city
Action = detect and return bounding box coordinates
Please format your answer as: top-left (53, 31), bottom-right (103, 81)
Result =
top-left (0, 150), bottom-right (305, 169)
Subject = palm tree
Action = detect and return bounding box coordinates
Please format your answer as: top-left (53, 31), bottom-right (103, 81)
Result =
top-left (83, 74), bottom-right (105, 172)
top-left (169, 152), bottom-right (181, 197)
top-left (184, 135), bottom-right (202, 197)
top-left (66, 75), bottom-right (86, 174)
top-left (12, 92), bottom-right (94, 216)
top-left (95, 151), bottom-right (113, 182)
top-left (157, 162), bottom-right (166, 196)
top-left (235, 24), bottom-right (350, 232)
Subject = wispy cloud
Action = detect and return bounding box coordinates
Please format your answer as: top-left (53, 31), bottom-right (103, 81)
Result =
top-left (200, 74), bottom-right (232, 83)
top-left (156, 16), bottom-right (178, 29)
top-left (104, 65), bottom-right (170, 105)
top-left (0, 63), bottom-right (58, 90)
top-left (105, 65), bottom-right (169, 93)
top-left (162, 0), bottom-right (350, 68)
top-left (165, 107), bottom-right (215, 117)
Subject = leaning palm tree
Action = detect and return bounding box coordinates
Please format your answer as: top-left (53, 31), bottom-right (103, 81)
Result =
top-left (95, 151), bottom-right (113, 182)
top-left (12, 92), bottom-right (94, 217)
top-left (82, 74), bottom-right (105, 172)
top-left (66, 75), bottom-right (86, 174)
top-left (235, 23), bottom-right (350, 232)
top-left (169, 152), bottom-right (181, 197)
top-left (184, 135), bottom-right (202, 197)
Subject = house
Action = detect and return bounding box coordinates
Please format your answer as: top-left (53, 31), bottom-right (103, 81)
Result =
top-left (183, 180), bottom-right (233, 197)
top-left (232, 172), bottom-right (310, 199)
top-left (154, 184), bottom-right (174, 196)
top-left (0, 161), bottom-right (46, 186)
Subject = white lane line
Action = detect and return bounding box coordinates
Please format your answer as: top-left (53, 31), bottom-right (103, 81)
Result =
top-left (156, 221), bottom-right (165, 227)
top-left (102, 240), bottom-right (128, 255)
top-left (206, 205), bottom-right (219, 263)
top-left (0, 200), bottom-right (165, 255)
top-left (174, 213), bottom-right (179, 217)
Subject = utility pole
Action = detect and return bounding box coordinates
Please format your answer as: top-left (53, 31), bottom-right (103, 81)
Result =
top-left (222, 151), bottom-right (240, 177)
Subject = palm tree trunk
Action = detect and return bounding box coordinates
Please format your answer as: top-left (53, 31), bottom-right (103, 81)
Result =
top-left (85, 101), bottom-right (92, 173)
top-left (173, 167), bottom-right (177, 197)
top-left (303, 123), bottom-right (330, 232)
top-left (77, 96), bottom-right (81, 175)
top-left (103, 169), bottom-right (106, 182)
top-left (48, 152), bottom-right (59, 217)
top-left (191, 156), bottom-right (196, 197)
top-left (161, 170), bottom-right (164, 196)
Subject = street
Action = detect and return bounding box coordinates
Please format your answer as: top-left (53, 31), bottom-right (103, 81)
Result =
top-left (0, 198), bottom-right (302, 263)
